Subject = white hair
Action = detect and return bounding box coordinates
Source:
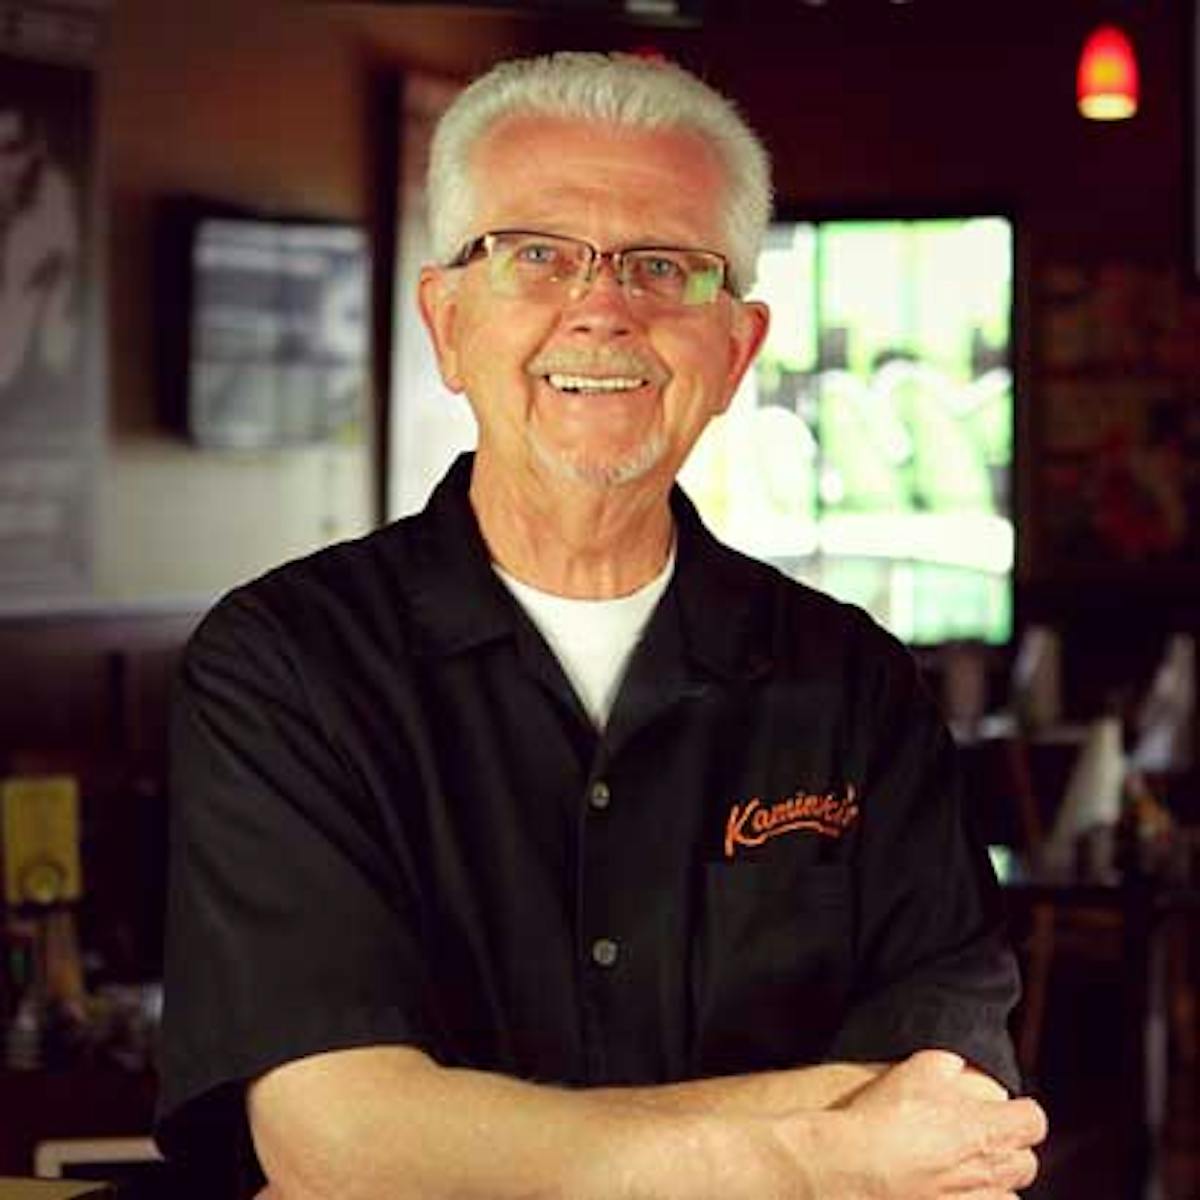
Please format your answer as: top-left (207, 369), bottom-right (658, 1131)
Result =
top-left (426, 51), bottom-right (773, 294)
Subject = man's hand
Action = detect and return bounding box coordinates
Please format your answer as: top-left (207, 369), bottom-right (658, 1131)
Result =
top-left (811, 1049), bottom-right (1047, 1199)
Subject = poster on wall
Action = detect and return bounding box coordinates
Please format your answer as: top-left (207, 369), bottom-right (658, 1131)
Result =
top-left (0, 0), bottom-right (106, 611)
top-left (1034, 263), bottom-right (1200, 577)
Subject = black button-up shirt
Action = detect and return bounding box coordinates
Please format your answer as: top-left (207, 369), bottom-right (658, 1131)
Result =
top-left (158, 453), bottom-right (1020, 1180)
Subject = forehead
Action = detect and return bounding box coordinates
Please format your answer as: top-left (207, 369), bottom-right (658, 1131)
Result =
top-left (468, 115), bottom-right (728, 249)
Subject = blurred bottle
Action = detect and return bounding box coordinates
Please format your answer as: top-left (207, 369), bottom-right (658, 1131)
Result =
top-left (1129, 633), bottom-right (1194, 775)
top-left (1011, 625), bottom-right (1062, 732)
top-left (1042, 712), bottom-right (1125, 877)
top-left (3, 907), bottom-right (88, 1069)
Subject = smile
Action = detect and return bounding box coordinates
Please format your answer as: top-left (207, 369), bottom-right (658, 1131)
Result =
top-left (545, 373), bottom-right (648, 394)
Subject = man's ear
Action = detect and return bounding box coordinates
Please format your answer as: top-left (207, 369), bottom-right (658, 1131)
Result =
top-left (715, 298), bottom-right (770, 415)
top-left (417, 266), bottom-right (465, 392)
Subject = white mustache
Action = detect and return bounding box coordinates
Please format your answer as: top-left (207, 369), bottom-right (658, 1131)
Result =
top-left (526, 346), bottom-right (669, 386)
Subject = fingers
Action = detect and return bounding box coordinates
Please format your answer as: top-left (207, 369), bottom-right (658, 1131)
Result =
top-left (1009, 1147), bottom-right (1040, 1189)
top-left (962, 1116), bottom-right (1042, 1197)
top-left (980, 1146), bottom-right (1040, 1191)
top-left (949, 1147), bottom-right (1040, 1198)
top-left (969, 1161), bottom-right (1036, 1200)
top-left (1001, 1096), bottom-right (1049, 1147)
top-left (955, 1069), bottom-right (1009, 1103)
top-left (875, 1054), bottom-right (1050, 1151)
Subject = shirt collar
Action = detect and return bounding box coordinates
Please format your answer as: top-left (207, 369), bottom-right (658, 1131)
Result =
top-left (668, 484), bottom-right (776, 683)
top-left (404, 452), bottom-right (775, 683)
top-left (404, 454), bottom-right (518, 657)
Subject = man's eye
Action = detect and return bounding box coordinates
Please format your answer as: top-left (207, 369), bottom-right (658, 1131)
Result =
top-left (514, 243), bottom-right (562, 266)
top-left (641, 256), bottom-right (686, 280)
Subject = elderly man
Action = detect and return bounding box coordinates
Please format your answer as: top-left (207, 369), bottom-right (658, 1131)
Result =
top-left (158, 52), bottom-right (1046, 1200)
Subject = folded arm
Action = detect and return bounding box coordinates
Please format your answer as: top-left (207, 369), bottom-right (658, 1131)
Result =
top-left (591, 1058), bottom-right (887, 1115)
top-left (249, 1045), bottom-right (1042, 1200)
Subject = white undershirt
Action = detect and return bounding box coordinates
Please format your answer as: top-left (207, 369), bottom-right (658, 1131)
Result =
top-left (494, 547), bottom-right (676, 729)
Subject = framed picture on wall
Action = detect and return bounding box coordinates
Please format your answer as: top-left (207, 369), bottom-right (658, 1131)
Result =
top-left (1033, 260), bottom-right (1200, 589)
top-left (1193, 0), bottom-right (1200, 283)
top-left (0, 0), bottom-right (108, 612)
top-left (1190, 0), bottom-right (1200, 285)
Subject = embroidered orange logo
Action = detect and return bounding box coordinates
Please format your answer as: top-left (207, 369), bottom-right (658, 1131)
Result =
top-left (724, 786), bottom-right (859, 859)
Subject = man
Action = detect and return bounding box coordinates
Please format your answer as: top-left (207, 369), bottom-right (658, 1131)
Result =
top-left (158, 52), bottom-right (1046, 1199)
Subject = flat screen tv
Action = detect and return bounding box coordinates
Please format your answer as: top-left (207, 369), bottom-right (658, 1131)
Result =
top-left (155, 197), bottom-right (369, 451)
top-left (680, 214), bottom-right (1016, 646)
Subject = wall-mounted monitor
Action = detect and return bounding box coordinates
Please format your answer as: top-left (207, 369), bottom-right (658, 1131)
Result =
top-left (681, 213), bottom-right (1015, 646)
top-left (156, 198), bottom-right (368, 451)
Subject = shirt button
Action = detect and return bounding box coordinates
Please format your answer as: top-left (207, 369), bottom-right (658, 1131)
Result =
top-left (588, 780), bottom-right (611, 811)
top-left (591, 937), bottom-right (620, 968)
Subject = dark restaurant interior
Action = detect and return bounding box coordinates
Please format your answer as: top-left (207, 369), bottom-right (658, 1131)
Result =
top-left (0, 0), bottom-right (1197, 1195)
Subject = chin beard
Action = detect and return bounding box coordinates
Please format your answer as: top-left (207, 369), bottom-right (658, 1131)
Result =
top-left (527, 429), bottom-right (668, 489)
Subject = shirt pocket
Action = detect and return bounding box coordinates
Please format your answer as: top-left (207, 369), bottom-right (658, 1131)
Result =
top-left (691, 860), bottom-right (854, 1076)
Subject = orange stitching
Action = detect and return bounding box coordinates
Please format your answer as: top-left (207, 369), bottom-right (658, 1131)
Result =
top-left (724, 786), bottom-right (859, 859)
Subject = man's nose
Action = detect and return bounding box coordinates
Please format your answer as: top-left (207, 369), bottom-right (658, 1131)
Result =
top-left (561, 259), bottom-right (636, 337)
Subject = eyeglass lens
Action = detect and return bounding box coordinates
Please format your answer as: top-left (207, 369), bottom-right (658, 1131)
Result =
top-left (486, 233), bottom-right (723, 307)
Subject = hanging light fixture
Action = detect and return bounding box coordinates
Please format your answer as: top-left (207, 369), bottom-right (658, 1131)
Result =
top-left (1077, 24), bottom-right (1140, 120)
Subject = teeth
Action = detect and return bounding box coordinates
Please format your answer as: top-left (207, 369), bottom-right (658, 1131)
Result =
top-left (546, 374), bottom-right (646, 393)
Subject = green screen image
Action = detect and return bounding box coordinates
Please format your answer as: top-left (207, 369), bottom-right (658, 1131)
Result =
top-left (680, 216), bottom-right (1014, 645)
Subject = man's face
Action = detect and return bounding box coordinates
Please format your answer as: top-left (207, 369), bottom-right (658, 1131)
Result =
top-left (419, 115), bottom-right (767, 495)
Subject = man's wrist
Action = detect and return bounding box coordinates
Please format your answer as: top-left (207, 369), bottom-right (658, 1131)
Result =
top-left (652, 1107), bottom-right (831, 1200)
top-left (562, 1104), bottom-right (714, 1200)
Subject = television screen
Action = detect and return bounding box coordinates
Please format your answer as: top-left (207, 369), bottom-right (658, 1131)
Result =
top-left (680, 215), bottom-right (1015, 646)
top-left (182, 215), bottom-right (368, 450)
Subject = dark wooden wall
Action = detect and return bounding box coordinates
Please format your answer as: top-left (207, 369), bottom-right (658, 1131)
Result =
top-left (0, 608), bottom-right (203, 981)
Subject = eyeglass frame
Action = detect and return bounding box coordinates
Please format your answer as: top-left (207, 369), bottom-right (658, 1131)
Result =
top-left (445, 229), bottom-right (740, 306)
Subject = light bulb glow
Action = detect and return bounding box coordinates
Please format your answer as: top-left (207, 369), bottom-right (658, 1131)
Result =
top-left (1077, 25), bottom-right (1139, 121)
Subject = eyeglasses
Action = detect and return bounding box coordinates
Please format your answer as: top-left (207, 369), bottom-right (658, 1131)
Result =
top-left (447, 230), bottom-right (734, 308)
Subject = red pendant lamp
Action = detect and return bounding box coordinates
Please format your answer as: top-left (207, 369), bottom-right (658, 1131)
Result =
top-left (1077, 24), bottom-right (1139, 120)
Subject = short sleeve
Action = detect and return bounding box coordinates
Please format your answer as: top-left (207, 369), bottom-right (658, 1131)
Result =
top-left (155, 587), bottom-right (435, 1186)
top-left (828, 630), bottom-right (1022, 1093)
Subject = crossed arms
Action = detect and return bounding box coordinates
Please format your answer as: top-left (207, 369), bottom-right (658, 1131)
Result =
top-left (248, 1045), bottom-right (1046, 1200)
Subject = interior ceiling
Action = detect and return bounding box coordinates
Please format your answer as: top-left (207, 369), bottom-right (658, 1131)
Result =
top-left (319, 0), bottom-right (1134, 76)
top-left (322, 3), bottom-right (530, 74)
top-left (325, 0), bottom-right (1093, 38)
